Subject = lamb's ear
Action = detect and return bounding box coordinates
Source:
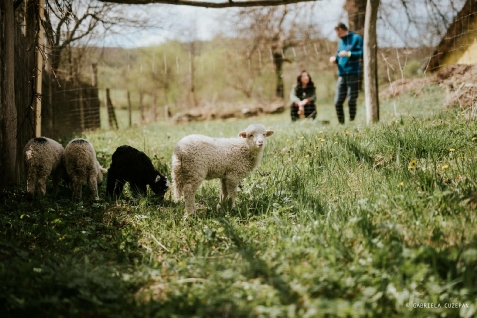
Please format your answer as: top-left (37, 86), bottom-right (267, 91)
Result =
top-left (155, 175), bottom-right (161, 183)
top-left (265, 130), bottom-right (274, 137)
top-left (238, 131), bottom-right (247, 138)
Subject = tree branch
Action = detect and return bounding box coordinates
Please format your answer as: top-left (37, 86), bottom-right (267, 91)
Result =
top-left (98, 0), bottom-right (318, 8)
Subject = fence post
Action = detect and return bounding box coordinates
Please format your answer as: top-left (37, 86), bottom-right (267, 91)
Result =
top-left (106, 88), bottom-right (118, 129)
top-left (127, 91), bottom-right (132, 127)
top-left (139, 92), bottom-right (145, 124)
top-left (364, 0), bottom-right (380, 124)
top-left (91, 63), bottom-right (98, 87)
top-left (76, 60), bottom-right (85, 131)
top-left (34, 0), bottom-right (44, 137)
top-left (1, 0), bottom-right (18, 188)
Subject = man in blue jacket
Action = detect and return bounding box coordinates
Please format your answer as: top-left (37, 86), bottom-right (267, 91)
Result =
top-left (329, 22), bottom-right (363, 124)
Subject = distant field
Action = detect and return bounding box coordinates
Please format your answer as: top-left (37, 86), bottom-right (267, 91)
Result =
top-left (2, 83), bottom-right (477, 317)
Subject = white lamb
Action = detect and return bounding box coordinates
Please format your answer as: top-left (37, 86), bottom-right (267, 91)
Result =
top-left (23, 137), bottom-right (66, 198)
top-left (64, 138), bottom-right (107, 200)
top-left (172, 124), bottom-right (274, 214)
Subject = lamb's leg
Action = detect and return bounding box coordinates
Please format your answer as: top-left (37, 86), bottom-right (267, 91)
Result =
top-left (72, 178), bottom-right (82, 201)
top-left (36, 170), bottom-right (49, 197)
top-left (114, 181), bottom-right (125, 198)
top-left (106, 170), bottom-right (117, 197)
top-left (88, 174), bottom-right (99, 200)
top-left (183, 181), bottom-right (201, 215)
top-left (133, 183), bottom-right (147, 197)
top-left (220, 179), bottom-right (228, 201)
top-left (51, 169), bottom-right (61, 196)
top-left (225, 179), bottom-right (239, 210)
top-left (171, 157), bottom-right (182, 202)
top-left (26, 167), bottom-right (37, 199)
top-left (217, 179), bottom-right (229, 212)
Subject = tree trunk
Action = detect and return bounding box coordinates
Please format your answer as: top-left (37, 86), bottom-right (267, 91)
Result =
top-left (273, 53), bottom-right (284, 99)
top-left (1, 0), bottom-right (18, 189)
top-left (345, 0), bottom-right (367, 90)
top-left (364, 0), bottom-right (380, 124)
top-left (50, 46), bottom-right (62, 72)
top-left (34, 0), bottom-right (45, 137)
top-left (344, 0), bottom-right (367, 35)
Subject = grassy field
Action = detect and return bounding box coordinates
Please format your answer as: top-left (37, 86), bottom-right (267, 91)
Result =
top-left (1, 84), bottom-right (477, 317)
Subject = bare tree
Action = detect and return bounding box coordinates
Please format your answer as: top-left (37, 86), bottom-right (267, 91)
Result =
top-left (98, 0), bottom-right (316, 8)
top-left (43, 0), bottom-right (171, 72)
top-left (344, 0), bottom-right (367, 34)
top-left (228, 4), bottom-right (318, 99)
top-left (224, 46), bottom-right (260, 99)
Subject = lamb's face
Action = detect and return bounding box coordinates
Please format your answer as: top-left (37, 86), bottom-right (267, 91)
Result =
top-left (239, 124), bottom-right (274, 149)
top-left (150, 173), bottom-right (170, 199)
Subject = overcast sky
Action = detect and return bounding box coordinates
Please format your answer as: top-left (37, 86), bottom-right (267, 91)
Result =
top-left (100, 0), bottom-right (346, 48)
top-left (98, 0), bottom-right (465, 49)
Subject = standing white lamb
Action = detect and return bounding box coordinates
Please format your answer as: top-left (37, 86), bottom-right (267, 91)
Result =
top-left (23, 137), bottom-right (66, 198)
top-left (172, 124), bottom-right (274, 214)
top-left (64, 138), bottom-right (107, 200)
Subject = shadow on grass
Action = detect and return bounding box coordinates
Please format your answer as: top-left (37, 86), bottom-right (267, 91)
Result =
top-left (218, 218), bottom-right (301, 307)
top-left (0, 186), bottom-right (146, 317)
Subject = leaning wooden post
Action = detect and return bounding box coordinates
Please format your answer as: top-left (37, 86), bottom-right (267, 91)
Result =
top-left (106, 88), bottom-right (118, 129)
top-left (91, 63), bottom-right (98, 87)
top-left (34, 0), bottom-right (45, 137)
top-left (127, 91), bottom-right (132, 127)
top-left (364, 0), bottom-right (380, 124)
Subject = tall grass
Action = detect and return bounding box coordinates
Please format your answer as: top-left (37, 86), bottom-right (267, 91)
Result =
top-left (1, 85), bottom-right (476, 317)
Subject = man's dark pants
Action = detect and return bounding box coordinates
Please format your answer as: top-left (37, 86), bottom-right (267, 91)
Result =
top-left (334, 74), bottom-right (359, 124)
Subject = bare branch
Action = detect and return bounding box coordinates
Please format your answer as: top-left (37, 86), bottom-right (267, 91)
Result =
top-left (98, 0), bottom-right (317, 8)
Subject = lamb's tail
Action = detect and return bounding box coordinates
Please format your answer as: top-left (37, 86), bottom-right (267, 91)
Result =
top-left (171, 152), bottom-right (183, 202)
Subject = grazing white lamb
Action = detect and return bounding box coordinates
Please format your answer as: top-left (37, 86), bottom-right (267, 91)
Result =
top-left (172, 124), bottom-right (274, 214)
top-left (64, 138), bottom-right (107, 200)
top-left (23, 137), bottom-right (66, 198)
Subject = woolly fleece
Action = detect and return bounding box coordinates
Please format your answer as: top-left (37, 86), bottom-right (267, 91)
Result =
top-left (65, 138), bottom-right (107, 200)
top-left (172, 123), bottom-right (274, 214)
top-left (107, 145), bottom-right (169, 198)
top-left (24, 137), bottom-right (65, 198)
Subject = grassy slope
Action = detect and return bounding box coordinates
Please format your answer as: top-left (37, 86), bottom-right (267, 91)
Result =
top-left (1, 84), bottom-right (477, 317)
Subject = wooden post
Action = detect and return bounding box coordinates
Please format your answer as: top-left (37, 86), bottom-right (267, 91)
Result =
top-left (139, 92), bottom-right (145, 124)
top-left (364, 0), bottom-right (380, 124)
top-left (127, 91), bottom-right (132, 127)
top-left (34, 0), bottom-right (45, 137)
top-left (153, 93), bottom-right (158, 121)
top-left (1, 0), bottom-right (18, 188)
top-left (106, 88), bottom-right (118, 129)
top-left (91, 63), bottom-right (98, 87)
top-left (76, 60), bottom-right (85, 131)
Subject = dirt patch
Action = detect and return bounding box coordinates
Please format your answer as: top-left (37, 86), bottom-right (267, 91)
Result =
top-left (380, 64), bottom-right (477, 109)
top-left (437, 64), bottom-right (477, 108)
top-left (380, 77), bottom-right (437, 98)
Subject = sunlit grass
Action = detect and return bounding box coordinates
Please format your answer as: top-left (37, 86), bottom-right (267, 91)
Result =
top-left (1, 85), bottom-right (477, 317)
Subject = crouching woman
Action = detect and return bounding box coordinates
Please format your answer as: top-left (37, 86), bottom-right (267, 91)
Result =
top-left (290, 70), bottom-right (317, 121)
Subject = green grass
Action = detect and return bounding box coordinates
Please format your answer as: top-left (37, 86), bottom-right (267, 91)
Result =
top-left (1, 84), bottom-right (477, 317)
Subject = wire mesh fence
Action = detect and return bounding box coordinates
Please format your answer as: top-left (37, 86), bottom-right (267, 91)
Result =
top-left (3, 0), bottom-right (477, 186)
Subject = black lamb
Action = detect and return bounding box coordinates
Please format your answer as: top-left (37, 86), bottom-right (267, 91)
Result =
top-left (107, 145), bottom-right (170, 198)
